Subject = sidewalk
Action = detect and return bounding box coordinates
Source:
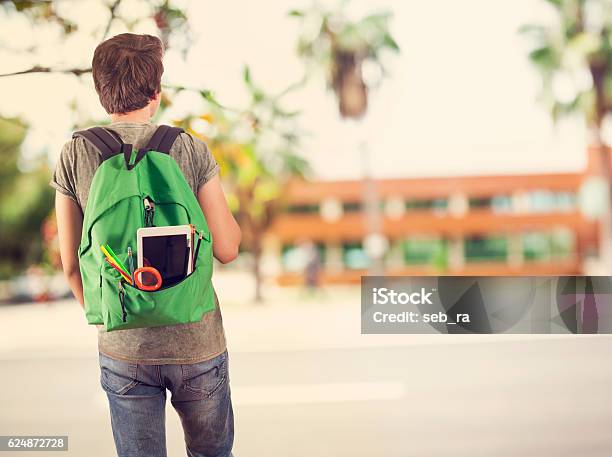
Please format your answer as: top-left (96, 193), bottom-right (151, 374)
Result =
top-left (0, 271), bottom-right (588, 360)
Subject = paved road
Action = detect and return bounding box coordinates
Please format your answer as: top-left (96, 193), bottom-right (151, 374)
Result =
top-left (1, 337), bottom-right (611, 456)
top-left (1, 290), bottom-right (611, 456)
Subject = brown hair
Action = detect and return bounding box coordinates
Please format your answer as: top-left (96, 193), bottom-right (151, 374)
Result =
top-left (92, 33), bottom-right (164, 114)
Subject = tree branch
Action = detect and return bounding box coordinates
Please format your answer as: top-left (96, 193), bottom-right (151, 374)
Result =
top-left (0, 0), bottom-right (120, 79)
top-left (273, 73), bottom-right (309, 102)
top-left (0, 66), bottom-right (91, 78)
top-left (102, 0), bottom-right (122, 40)
top-left (162, 83), bottom-right (243, 113)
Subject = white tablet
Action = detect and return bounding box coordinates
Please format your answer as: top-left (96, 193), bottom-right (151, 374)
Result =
top-left (137, 225), bottom-right (193, 287)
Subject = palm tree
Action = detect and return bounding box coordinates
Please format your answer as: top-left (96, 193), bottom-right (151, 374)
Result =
top-left (290, 1), bottom-right (399, 273)
top-left (290, 1), bottom-right (399, 119)
top-left (521, 0), bottom-right (612, 146)
top-left (521, 0), bottom-right (612, 269)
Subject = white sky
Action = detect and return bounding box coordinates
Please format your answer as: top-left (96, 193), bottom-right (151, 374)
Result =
top-left (0, 0), bottom-right (591, 179)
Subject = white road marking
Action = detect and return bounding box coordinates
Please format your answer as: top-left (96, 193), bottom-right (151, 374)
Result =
top-left (231, 381), bottom-right (406, 406)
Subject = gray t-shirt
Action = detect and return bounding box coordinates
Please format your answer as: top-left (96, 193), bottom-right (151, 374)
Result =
top-left (50, 121), bottom-right (227, 365)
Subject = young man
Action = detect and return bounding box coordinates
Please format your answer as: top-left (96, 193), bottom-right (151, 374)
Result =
top-left (50, 33), bottom-right (241, 457)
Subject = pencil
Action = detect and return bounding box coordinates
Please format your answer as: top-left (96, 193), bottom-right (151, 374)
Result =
top-left (103, 244), bottom-right (130, 274)
top-left (105, 258), bottom-right (133, 284)
top-left (193, 231), bottom-right (203, 269)
top-left (127, 246), bottom-right (134, 280)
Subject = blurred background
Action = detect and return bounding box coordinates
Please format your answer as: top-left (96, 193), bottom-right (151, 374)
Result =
top-left (1, 0), bottom-right (612, 456)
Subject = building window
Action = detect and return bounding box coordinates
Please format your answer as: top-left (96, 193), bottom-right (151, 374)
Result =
top-left (523, 232), bottom-right (551, 261)
top-left (555, 192), bottom-right (576, 212)
top-left (342, 201), bottom-right (362, 213)
top-left (286, 203), bottom-right (319, 214)
top-left (491, 195), bottom-right (512, 213)
top-left (551, 229), bottom-right (574, 257)
top-left (523, 230), bottom-right (574, 261)
top-left (469, 197), bottom-right (492, 209)
top-left (527, 191), bottom-right (577, 213)
top-left (403, 238), bottom-right (448, 268)
top-left (405, 199), bottom-right (447, 211)
top-left (342, 242), bottom-right (369, 270)
top-left (468, 195), bottom-right (512, 212)
top-left (465, 235), bottom-right (507, 262)
top-left (281, 244), bottom-right (304, 272)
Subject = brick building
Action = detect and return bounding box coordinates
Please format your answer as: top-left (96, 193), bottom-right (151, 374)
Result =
top-left (263, 149), bottom-right (607, 284)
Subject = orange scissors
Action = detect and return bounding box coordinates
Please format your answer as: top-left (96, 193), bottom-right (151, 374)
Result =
top-left (133, 266), bottom-right (162, 291)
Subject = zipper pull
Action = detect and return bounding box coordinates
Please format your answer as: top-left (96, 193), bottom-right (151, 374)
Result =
top-left (143, 197), bottom-right (155, 227)
top-left (118, 281), bottom-right (127, 323)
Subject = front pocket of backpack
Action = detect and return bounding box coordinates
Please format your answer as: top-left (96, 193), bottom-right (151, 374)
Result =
top-left (100, 251), bottom-right (214, 331)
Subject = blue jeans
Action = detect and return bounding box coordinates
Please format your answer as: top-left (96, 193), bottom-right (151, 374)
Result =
top-left (99, 351), bottom-right (234, 457)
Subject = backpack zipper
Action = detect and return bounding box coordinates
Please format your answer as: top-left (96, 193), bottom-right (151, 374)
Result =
top-left (143, 197), bottom-right (155, 227)
top-left (118, 281), bottom-right (127, 323)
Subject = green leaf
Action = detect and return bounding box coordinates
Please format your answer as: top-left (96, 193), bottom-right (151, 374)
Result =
top-left (273, 106), bottom-right (301, 118)
top-left (337, 24), bottom-right (367, 51)
top-left (199, 89), bottom-right (215, 101)
top-left (518, 24), bottom-right (547, 37)
top-left (254, 180), bottom-right (280, 202)
top-left (567, 32), bottom-right (602, 57)
top-left (382, 33), bottom-right (400, 52)
top-left (528, 46), bottom-right (556, 68)
top-left (243, 65), bottom-right (252, 86)
top-left (284, 153), bottom-right (311, 177)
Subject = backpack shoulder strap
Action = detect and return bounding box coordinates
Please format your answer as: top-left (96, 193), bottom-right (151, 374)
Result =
top-left (73, 127), bottom-right (124, 161)
top-left (144, 125), bottom-right (185, 154)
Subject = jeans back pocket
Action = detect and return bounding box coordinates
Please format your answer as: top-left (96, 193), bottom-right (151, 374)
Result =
top-left (181, 351), bottom-right (228, 398)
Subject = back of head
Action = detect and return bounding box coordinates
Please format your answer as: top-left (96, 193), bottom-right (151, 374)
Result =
top-left (92, 33), bottom-right (164, 115)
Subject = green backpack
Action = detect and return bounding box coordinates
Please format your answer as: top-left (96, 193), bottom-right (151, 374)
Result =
top-left (74, 125), bottom-right (216, 331)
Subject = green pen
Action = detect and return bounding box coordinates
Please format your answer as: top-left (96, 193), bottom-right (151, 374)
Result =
top-left (104, 243), bottom-right (129, 274)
